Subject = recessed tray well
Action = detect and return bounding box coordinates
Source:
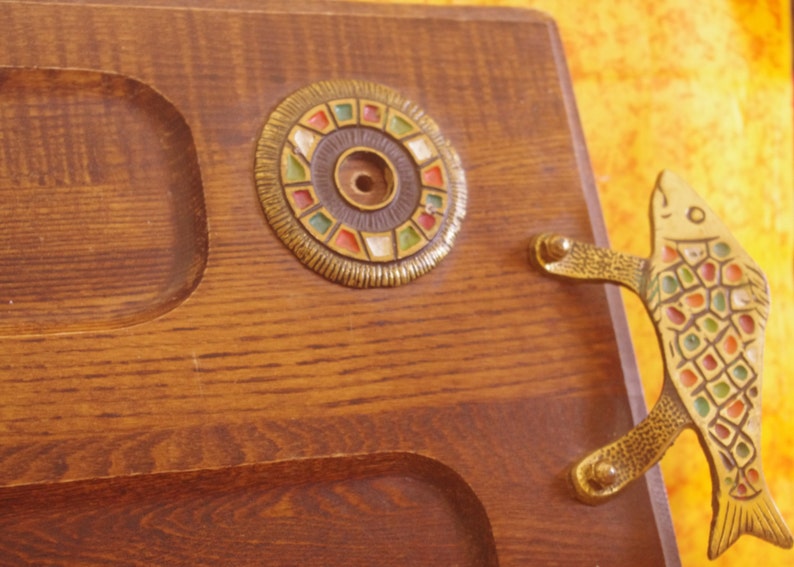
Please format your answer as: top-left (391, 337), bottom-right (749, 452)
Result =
top-left (0, 67), bottom-right (208, 335)
top-left (0, 453), bottom-right (496, 567)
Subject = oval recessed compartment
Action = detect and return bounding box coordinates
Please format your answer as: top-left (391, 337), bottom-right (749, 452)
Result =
top-left (0, 67), bottom-right (207, 335)
top-left (0, 453), bottom-right (497, 566)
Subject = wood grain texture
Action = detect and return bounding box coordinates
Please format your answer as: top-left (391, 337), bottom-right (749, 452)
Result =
top-left (0, 1), bottom-right (676, 565)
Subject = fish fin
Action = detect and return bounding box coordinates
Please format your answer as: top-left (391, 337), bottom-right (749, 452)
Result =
top-left (709, 489), bottom-right (794, 559)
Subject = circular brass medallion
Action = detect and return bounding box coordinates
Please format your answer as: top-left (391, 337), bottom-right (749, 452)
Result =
top-left (255, 80), bottom-right (466, 287)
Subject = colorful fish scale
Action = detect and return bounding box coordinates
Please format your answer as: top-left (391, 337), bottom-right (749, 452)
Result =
top-left (648, 235), bottom-right (768, 500)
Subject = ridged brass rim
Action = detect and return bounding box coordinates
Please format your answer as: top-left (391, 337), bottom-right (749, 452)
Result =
top-left (254, 79), bottom-right (466, 288)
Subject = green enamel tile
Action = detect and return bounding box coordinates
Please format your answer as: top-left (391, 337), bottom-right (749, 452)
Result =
top-left (733, 365), bottom-right (748, 380)
top-left (703, 318), bottom-right (718, 333)
top-left (309, 212), bottom-right (332, 234)
top-left (694, 397), bottom-right (710, 417)
top-left (736, 442), bottom-right (750, 458)
top-left (426, 194), bottom-right (443, 210)
top-left (684, 334), bottom-right (701, 351)
top-left (334, 103), bottom-right (353, 121)
top-left (713, 382), bottom-right (730, 398)
top-left (713, 292), bottom-right (726, 312)
top-left (662, 275), bottom-right (679, 294)
top-left (714, 242), bottom-right (731, 258)
top-left (680, 267), bottom-right (695, 284)
top-left (398, 226), bottom-right (422, 250)
top-left (285, 154), bottom-right (306, 182)
top-left (389, 115), bottom-right (414, 135)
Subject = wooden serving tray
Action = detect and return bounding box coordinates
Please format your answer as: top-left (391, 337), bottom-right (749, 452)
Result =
top-left (0, 1), bottom-right (679, 565)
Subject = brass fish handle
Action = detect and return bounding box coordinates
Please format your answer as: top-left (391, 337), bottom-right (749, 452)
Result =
top-left (530, 171), bottom-right (793, 560)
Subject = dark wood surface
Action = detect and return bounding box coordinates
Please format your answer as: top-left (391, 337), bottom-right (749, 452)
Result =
top-left (0, 1), bottom-right (678, 564)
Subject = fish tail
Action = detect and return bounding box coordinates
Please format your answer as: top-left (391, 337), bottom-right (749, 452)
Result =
top-left (709, 489), bottom-right (794, 559)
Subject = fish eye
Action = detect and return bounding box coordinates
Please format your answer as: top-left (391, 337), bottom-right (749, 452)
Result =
top-left (687, 207), bottom-right (705, 224)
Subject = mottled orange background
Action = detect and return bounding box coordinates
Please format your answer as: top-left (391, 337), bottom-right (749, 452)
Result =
top-left (360, 0), bottom-right (794, 565)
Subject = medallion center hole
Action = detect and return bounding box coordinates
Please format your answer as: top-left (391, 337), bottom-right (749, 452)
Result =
top-left (353, 173), bottom-right (375, 193)
top-left (335, 148), bottom-right (397, 211)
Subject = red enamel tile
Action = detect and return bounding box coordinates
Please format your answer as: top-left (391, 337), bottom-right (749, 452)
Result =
top-left (666, 306), bottom-right (686, 325)
top-left (679, 369), bottom-right (698, 387)
top-left (418, 213), bottom-right (436, 230)
top-left (686, 293), bottom-right (705, 308)
top-left (335, 229), bottom-right (360, 253)
top-left (727, 400), bottom-right (745, 419)
top-left (702, 354), bottom-right (718, 371)
top-left (308, 110), bottom-right (330, 130)
top-left (662, 245), bottom-right (678, 262)
top-left (700, 262), bottom-right (716, 282)
top-left (715, 423), bottom-right (730, 439)
top-left (423, 165), bottom-right (443, 186)
top-left (725, 263), bottom-right (743, 282)
top-left (738, 314), bottom-right (755, 334)
top-left (363, 105), bottom-right (381, 123)
top-left (292, 190), bottom-right (314, 210)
